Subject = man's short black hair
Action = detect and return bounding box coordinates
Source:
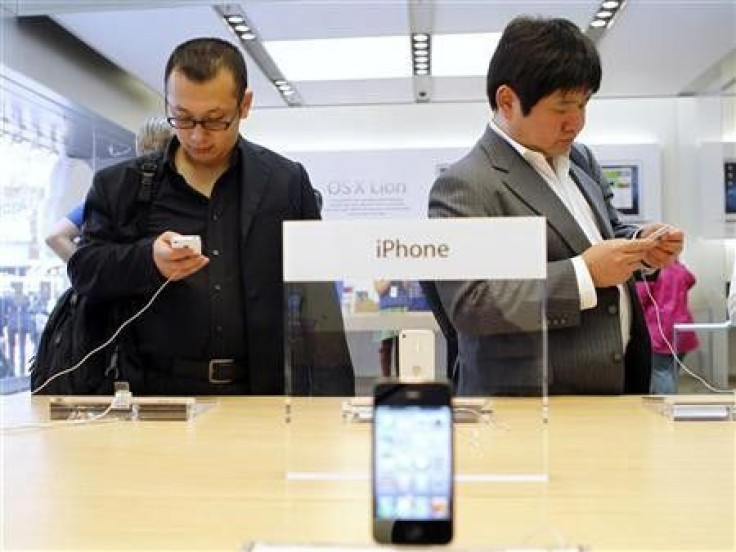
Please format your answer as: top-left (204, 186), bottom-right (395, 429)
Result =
top-left (165, 37), bottom-right (248, 102)
top-left (487, 16), bottom-right (601, 115)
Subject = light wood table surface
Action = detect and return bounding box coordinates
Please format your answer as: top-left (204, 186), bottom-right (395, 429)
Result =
top-left (2, 394), bottom-right (734, 551)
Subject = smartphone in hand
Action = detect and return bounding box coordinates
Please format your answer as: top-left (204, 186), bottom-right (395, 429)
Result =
top-left (645, 225), bottom-right (670, 242)
top-left (170, 235), bottom-right (202, 255)
top-left (372, 381), bottom-right (453, 545)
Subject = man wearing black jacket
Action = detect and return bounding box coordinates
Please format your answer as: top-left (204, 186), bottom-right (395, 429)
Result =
top-left (69, 37), bottom-right (353, 396)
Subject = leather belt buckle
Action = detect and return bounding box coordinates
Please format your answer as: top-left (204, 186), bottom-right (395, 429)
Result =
top-left (208, 358), bottom-right (235, 384)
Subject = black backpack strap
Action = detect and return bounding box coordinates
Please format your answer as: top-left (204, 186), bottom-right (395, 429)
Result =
top-left (132, 151), bottom-right (163, 235)
top-left (106, 152), bottom-right (163, 387)
top-left (136, 151), bottom-right (163, 203)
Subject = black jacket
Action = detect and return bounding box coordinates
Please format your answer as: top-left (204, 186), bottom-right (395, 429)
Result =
top-left (69, 137), bottom-right (354, 395)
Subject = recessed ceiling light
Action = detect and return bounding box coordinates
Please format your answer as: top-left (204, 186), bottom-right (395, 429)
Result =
top-left (234, 24), bottom-right (250, 32)
top-left (587, 0), bottom-right (625, 34)
top-left (411, 33), bottom-right (431, 76)
top-left (264, 36), bottom-right (411, 80)
top-left (432, 32), bottom-right (501, 77)
top-left (226, 15), bottom-right (244, 24)
top-left (282, 89), bottom-right (295, 96)
top-left (240, 32), bottom-right (256, 40)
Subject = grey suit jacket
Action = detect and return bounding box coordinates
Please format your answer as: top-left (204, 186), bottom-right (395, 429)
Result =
top-left (428, 126), bottom-right (651, 395)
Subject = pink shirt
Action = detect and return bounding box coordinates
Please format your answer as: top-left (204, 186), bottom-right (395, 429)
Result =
top-left (636, 261), bottom-right (699, 354)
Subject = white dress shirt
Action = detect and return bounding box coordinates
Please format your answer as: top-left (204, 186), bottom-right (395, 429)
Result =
top-left (489, 120), bottom-right (631, 349)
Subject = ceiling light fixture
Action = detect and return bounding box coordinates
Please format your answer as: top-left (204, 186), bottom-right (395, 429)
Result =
top-left (214, 4), bottom-right (303, 107)
top-left (586, 0), bottom-right (627, 41)
top-left (408, 0), bottom-right (433, 103)
top-left (220, 8), bottom-right (258, 41)
top-left (411, 32), bottom-right (431, 77)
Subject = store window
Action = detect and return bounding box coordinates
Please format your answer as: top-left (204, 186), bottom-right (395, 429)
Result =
top-left (1, 72), bottom-right (134, 391)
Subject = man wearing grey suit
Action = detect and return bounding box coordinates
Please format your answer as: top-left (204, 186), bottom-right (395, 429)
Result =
top-left (428, 16), bottom-right (684, 395)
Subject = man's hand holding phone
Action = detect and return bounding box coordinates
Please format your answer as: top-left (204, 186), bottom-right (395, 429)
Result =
top-left (583, 238), bottom-right (657, 287)
top-left (153, 231), bottom-right (209, 280)
top-left (638, 223), bottom-right (684, 269)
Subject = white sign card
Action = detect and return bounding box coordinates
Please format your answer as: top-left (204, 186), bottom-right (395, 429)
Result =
top-left (283, 218), bottom-right (546, 282)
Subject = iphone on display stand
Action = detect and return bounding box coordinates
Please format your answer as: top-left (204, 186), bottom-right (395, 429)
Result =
top-left (398, 329), bottom-right (436, 381)
top-left (372, 381), bottom-right (454, 545)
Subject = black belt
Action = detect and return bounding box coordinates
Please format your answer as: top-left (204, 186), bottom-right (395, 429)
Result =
top-left (150, 357), bottom-right (247, 384)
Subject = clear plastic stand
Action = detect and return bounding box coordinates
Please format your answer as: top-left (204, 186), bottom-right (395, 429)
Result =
top-left (673, 321), bottom-right (732, 391)
top-left (282, 218), bottom-right (549, 486)
top-left (644, 318), bottom-right (736, 421)
top-left (47, 395), bottom-right (197, 421)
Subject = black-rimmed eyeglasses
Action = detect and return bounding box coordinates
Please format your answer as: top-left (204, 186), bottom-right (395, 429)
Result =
top-left (166, 114), bottom-right (238, 131)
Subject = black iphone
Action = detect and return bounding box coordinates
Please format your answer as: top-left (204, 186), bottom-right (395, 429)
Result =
top-left (372, 381), bottom-right (454, 545)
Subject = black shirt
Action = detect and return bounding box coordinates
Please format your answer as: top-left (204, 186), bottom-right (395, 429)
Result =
top-left (134, 141), bottom-right (247, 361)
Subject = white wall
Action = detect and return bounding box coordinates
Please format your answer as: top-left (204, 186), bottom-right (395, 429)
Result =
top-left (245, 102), bottom-right (490, 152)
top-left (725, 96), bottom-right (736, 140)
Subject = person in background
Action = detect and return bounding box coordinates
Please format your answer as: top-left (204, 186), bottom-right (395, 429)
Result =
top-left (636, 260), bottom-right (699, 394)
top-left (428, 16), bottom-right (684, 395)
top-left (44, 116), bottom-right (172, 262)
top-left (134, 116), bottom-right (173, 158)
top-left (4, 282), bottom-right (36, 375)
top-left (0, 292), bottom-right (10, 378)
top-left (44, 203), bottom-right (84, 263)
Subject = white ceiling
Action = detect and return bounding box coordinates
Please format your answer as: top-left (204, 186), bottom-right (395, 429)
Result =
top-left (10, 1), bottom-right (736, 108)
